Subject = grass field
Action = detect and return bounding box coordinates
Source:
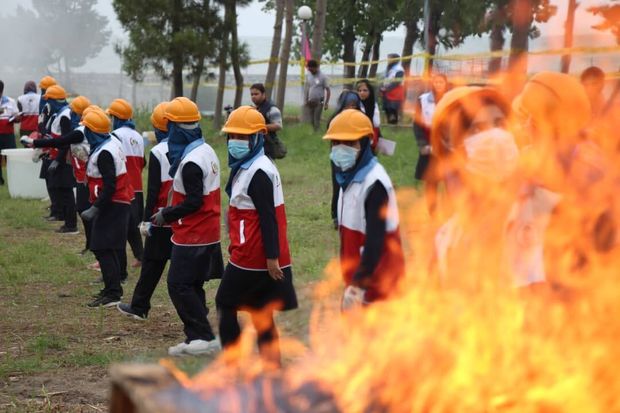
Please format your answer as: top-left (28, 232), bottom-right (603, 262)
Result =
top-left (0, 119), bottom-right (421, 411)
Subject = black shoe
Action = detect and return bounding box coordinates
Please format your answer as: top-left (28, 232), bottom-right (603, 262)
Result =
top-left (87, 295), bottom-right (120, 308)
top-left (56, 226), bottom-right (79, 234)
top-left (121, 277), bottom-right (127, 285)
top-left (117, 303), bottom-right (147, 321)
top-left (45, 216), bottom-right (62, 222)
top-left (91, 289), bottom-right (104, 298)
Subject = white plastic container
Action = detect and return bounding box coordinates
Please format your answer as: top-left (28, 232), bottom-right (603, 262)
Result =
top-left (1, 148), bottom-right (48, 199)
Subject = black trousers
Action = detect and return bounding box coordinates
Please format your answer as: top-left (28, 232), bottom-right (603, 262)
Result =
top-left (330, 162), bottom-right (339, 221)
top-left (55, 187), bottom-right (77, 229)
top-left (94, 249), bottom-right (124, 300)
top-left (167, 243), bottom-right (218, 342)
top-left (127, 193), bottom-right (144, 261)
top-left (76, 183), bottom-right (92, 249)
top-left (130, 226), bottom-right (173, 316)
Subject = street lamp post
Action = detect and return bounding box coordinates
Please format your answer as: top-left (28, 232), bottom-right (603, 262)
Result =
top-left (298, 6), bottom-right (313, 95)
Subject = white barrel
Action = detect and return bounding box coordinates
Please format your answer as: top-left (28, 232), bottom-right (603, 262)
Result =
top-left (1, 149), bottom-right (47, 199)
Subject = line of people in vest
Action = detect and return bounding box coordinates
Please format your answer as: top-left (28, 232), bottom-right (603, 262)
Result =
top-left (21, 87), bottom-right (406, 364)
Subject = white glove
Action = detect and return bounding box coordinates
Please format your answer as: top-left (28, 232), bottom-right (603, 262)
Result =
top-left (31, 148), bottom-right (43, 163)
top-left (20, 136), bottom-right (34, 146)
top-left (139, 221), bottom-right (152, 237)
top-left (341, 285), bottom-right (366, 311)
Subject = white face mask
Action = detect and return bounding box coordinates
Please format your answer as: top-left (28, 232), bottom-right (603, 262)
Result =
top-left (463, 128), bottom-right (519, 182)
top-left (330, 144), bottom-right (359, 171)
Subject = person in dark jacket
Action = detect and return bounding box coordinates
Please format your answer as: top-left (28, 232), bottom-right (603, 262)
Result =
top-left (250, 83), bottom-right (286, 159)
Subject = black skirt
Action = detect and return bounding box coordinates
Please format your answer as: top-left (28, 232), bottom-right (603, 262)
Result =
top-left (90, 202), bottom-right (130, 251)
top-left (143, 226), bottom-right (173, 261)
top-left (216, 263), bottom-right (298, 312)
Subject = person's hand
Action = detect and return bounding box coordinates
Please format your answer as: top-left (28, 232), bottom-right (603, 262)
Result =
top-left (420, 145), bottom-right (432, 156)
top-left (80, 206), bottom-right (100, 222)
top-left (47, 159), bottom-right (59, 174)
top-left (31, 148), bottom-right (43, 163)
top-left (139, 221), bottom-right (152, 237)
top-left (341, 285), bottom-right (366, 311)
top-left (151, 209), bottom-right (167, 226)
top-left (266, 258), bottom-right (284, 281)
top-left (20, 136), bottom-right (34, 147)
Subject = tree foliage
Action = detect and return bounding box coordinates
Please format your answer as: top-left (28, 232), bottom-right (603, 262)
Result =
top-left (589, 1), bottom-right (620, 44)
top-left (0, 0), bottom-right (109, 74)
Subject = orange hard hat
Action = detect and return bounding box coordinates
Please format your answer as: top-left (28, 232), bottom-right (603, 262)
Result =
top-left (164, 97), bottom-right (201, 123)
top-left (44, 85), bottom-right (67, 100)
top-left (323, 109), bottom-right (373, 141)
top-left (39, 76), bottom-right (57, 90)
top-left (151, 102), bottom-right (170, 131)
top-left (106, 98), bottom-right (133, 120)
top-left (69, 96), bottom-right (92, 116)
top-left (222, 106), bottom-right (267, 134)
top-left (81, 108), bottom-right (111, 134)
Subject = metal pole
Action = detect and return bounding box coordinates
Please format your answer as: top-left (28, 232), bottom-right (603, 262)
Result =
top-left (301, 20), bottom-right (306, 91)
top-left (423, 0), bottom-right (431, 77)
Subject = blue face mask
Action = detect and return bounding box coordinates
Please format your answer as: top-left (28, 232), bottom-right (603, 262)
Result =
top-left (330, 144), bottom-right (359, 171)
top-left (228, 139), bottom-right (250, 159)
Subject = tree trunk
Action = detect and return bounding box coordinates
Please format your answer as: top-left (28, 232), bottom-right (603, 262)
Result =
top-left (214, 33), bottom-right (230, 128)
top-left (227, 0), bottom-right (244, 107)
top-left (190, 56), bottom-right (205, 102)
top-left (357, 35), bottom-right (373, 79)
top-left (342, 1), bottom-right (357, 88)
top-left (401, 22), bottom-right (418, 76)
top-left (508, 0), bottom-right (533, 74)
top-left (488, 24), bottom-right (505, 74)
top-left (311, 0), bottom-right (327, 61)
top-left (265, 0), bottom-right (284, 99)
top-left (560, 0), bottom-right (578, 73)
top-left (276, 0), bottom-right (294, 113)
top-left (171, 0), bottom-right (184, 97)
top-left (368, 34), bottom-right (381, 78)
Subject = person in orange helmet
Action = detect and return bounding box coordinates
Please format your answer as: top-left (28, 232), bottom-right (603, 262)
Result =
top-left (117, 102), bottom-right (174, 321)
top-left (80, 108), bottom-right (133, 307)
top-left (216, 106), bottom-right (298, 369)
top-left (106, 98), bottom-right (145, 276)
top-left (323, 109), bottom-right (405, 310)
top-left (149, 97), bottom-right (223, 356)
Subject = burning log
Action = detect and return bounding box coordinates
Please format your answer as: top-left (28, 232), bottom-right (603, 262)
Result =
top-left (110, 363), bottom-right (340, 413)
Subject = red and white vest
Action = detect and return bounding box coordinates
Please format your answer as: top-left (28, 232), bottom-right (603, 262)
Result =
top-left (17, 92), bottom-right (40, 131)
top-left (0, 96), bottom-right (18, 134)
top-left (86, 138), bottom-right (132, 204)
top-left (49, 106), bottom-right (71, 160)
top-left (337, 162), bottom-right (404, 300)
top-left (170, 142), bottom-right (221, 246)
top-left (149, 141), bottom-right (172, 226)
top-left (112, 126), bottom-right (145, 192)
top-left (383, 63), bottom-right (405, 102)
top-left (228, 155), bottom-right (291, 271)
top-left (418, 92), bottom-right (436, 128)
top-left (70, 126), bottom-right (89, 184)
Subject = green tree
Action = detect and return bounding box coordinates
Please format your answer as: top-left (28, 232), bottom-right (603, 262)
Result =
top-left (113, 0), bottom-right (219, 98)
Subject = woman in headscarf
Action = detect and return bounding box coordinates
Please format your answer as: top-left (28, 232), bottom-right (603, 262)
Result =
top-left (216, 106), bottom-right (297, 370)
top-left (356, 79), bottom-right (381, 151)
top-left (149, 97), bottom-right (223, 357)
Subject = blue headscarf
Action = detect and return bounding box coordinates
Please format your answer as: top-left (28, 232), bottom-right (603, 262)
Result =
top-left (167, 122), bottom-right (204, 177)
top-left (225, 132), bottom-right (265, 197)
top-left (84, 129), bottom-right (110, 154)
top-left (154, 128), bottom-right (168, 143)
top-left (112, 117), bottom-right (136, 131)
top-left (334, 137), bottom-right (377, 190)
top-left (47, 99), bottom-right (68, 117)
top-left (70, 111), bottom-right (81, 130)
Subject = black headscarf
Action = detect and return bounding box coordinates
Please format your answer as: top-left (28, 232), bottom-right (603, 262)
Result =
top-left (357, 79), bottom-right (376, 124)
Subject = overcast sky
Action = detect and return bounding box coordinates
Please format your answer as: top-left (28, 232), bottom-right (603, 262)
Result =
top-left (0, 0), bottom-right (606, 38)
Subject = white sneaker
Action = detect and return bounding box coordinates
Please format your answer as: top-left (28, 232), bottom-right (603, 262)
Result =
top-left (168, 341), bottom-right (189, 356)
top-left (183, 338), bottom-right (221, 356)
